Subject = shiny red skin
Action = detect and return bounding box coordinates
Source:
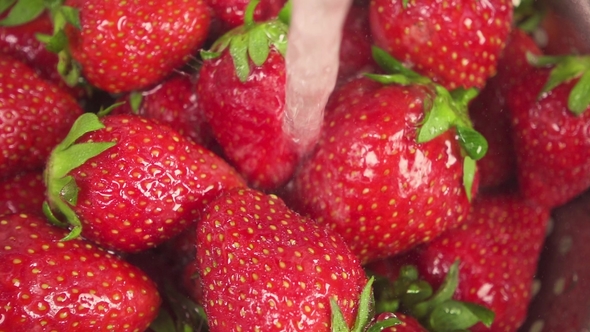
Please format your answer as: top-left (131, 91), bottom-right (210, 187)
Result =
top-left (0, 171), bottom-right (45, 216)
top-left (337, 5), bottom-right (376, 84)
top-left (469, 29), bottom-right (542, 190)
top-left (375, 312), bottom-right (427, 332)
top-left (377, 195), bottom-right (549, 332)
top-left (0, 214), bottom-right (161, 331)
top-left (65, 0), bottom-right (210, 93)
top-left (114, 73), bottom-right (213, 146)
top-left (196, 188), bottom-right (367, 332)
top-left (197, 50), bottom-right (299, 190)
top-left (369, 0), bottom-right (513, 90)
top-left (507, 69), bottom-right (590, 209)
top-left (206, 0), bottom-right (286, 29)
top-left (65, 114), bottom-right (245, 252)
top-left (0, 56), bottom-right (83, 178)
top-left (287, 77), bottom-right (475, 264)
top-left (0, 13), bottom-right (85, 98)
top-left (520, 191), bottom-right (590, 332)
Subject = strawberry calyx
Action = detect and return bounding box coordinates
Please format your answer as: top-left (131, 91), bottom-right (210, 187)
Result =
top-left (369, 261), bottom-right (495, 332)
top-left (200, 0), bottom-right (288, 82)
top-left (331, 276), bottom-right (401, 332)
top-left (7, 0), bottom-right (85, 88)
top-left (368, 47), bottom-right (488, 200)
top-left (149, 281), bottom-right (207, 332)
top-left (43, 113), bottom-right (116, 241)
top-left (527, 53), bottom-right (590, 115)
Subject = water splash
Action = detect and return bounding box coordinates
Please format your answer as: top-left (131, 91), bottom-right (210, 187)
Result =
top-left (283, 0), bottom-right (353, 155)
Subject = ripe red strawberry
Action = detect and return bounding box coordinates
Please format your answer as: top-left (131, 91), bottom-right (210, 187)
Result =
top-left (506, 55), bottom-right (590, 208)
top-left (114, 73), bottom-right (213, 147)
top-left (0, 12), bottom-right (85, 98)
top-left (57, 0), bottom-right (211, 93)
top-left (469, 29), bottom-right (542, 190)
top-left (197, 5), bottom-right (299, 190)
top-left (286, 49), bottom-right (486, 264)
top-left (0, 213), bottom-right (161, 331)
top-left (44, 113), bottom-right (245, 252)
top-left (0, 55), bottom-right (83, 178)
top-left (196, 187), bottom-right (373, 331)
top-left (369, 0), bottom-right (513, 90)
top-left (373, 194), bottom-right (549, 331)
top-left (519, 190), bottom-right (590, 332)
top-left (206, 0), bottom-right (286, 29)
top-left (0, 171), bottom-right (45, 216)
top-left (337, 4), bottom-right (376, 84)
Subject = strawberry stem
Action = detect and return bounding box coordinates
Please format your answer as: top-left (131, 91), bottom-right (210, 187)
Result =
top-left (278, 0), bottom-right (292, 25)
top-left (243, 0), bottom-right (261, 27)
top-left (370, 260), bottom-right (496, 331)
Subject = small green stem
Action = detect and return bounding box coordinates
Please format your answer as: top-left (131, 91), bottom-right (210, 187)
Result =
top-left (278, 0), bottom-right (292, 25)
top-left (244, 0), bottom-right (261, 27)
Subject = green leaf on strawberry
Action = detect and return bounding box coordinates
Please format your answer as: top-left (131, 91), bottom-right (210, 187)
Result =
top-left (527, 53), bottom-right (590, 115)
top-left (0, 0), bottom-right (44, 26)
top-left (370, 260), bottom-right (495, 331)
top-left (44, 113), bottom-right (116, 241)
top-left (332, 277), bottom-right (401, 332)
top-left (0, 0), bottom-right (17, 15)
top-left (200, 0), bottom-right (288, 82)
top-left (368, 47), bottom-right (487, 200)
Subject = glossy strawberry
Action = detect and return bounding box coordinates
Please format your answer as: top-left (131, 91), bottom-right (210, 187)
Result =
top-left (375, 194), bottom-right (549, 331)
top-left (114, 73), bottom-right (213, 147)
top-left (506, 55), bottom-right (590, 208)
top-left (369, 0), bottom-right (513, 90)
top-left (196, 188), bottom-right (371, 331)
top-left (286, 50), bottom-right (486, 264)
top-left (44, 113), bottom-right (245, 252)
top-left (0, 55), bottom-right (83, 178)
top-left (0, 171), bottom-right (45, 216)
top-left (0, 213), bottom-right (161, 331)
top-left (60, 0), bottom-right (211, 93)
top-left (469, 29), bottom-right (542, 190)
top-left (197, 5), bottom-right (298, 190)
top-left (206, 0), bottom-right (286, 29)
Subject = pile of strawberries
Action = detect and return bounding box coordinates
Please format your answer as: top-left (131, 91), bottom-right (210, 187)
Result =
top-left (1, 0), bottom-right (589, 331)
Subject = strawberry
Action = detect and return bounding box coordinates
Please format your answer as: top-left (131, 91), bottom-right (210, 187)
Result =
top-left (519, 190), bottom-right (590, 332)
top-left (206, 0), bottom-right (286, 29)
top-left (0, 12), bottom-right (85, 98)
top-left (0, 171), bottom-right (45, 216)
top-left (114, 72), bottom-right (213, 147)
top-left (369, 0), bottom-right (513, 90)
top-left (196, 187), bottom-right (386, 331)
top-left (46, 0), bottom-right (211, 93)
top-left (372, 194), bottom-right (550, 331)
top-left (506, 54), bottom-right (590, 208)
top-left (44, 113), bottom-right (245, 252)
top-left (469, 28), bottom-right (542, 190)
top-left (337, 4), bottom-right (376, 84)
top-left (0, 213), bottom-right (161, 331)
top-left (286, 48), bottom-right (486, 264)
top-left (0, 55), bottom-right (83, 178)
top-left (197, 2), bottom-right (299, 190)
